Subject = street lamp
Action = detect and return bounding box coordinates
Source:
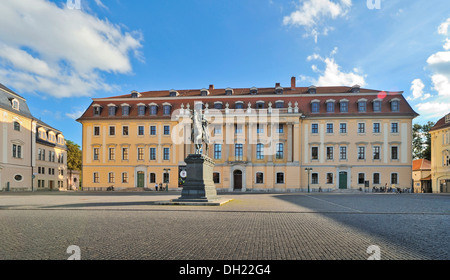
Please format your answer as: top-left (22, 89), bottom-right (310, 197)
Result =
top-left (305, 168), bottom-right (313, 193)
top-left (163, 168), bottom-right (171, 192)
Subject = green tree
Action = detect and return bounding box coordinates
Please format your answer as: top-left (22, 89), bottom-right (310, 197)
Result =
top-left (66, 140), bottom-right (82, 171)
top-left (421, 121), bottom-right (435, 161)
top-left (412, 123), bottom-right (423, 159)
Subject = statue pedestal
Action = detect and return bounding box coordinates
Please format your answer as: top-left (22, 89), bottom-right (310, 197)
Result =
top-left (172, 154), bottom-right (218, 202)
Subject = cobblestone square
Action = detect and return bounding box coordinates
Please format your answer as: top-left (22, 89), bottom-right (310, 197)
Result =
top-left (0, 192), bottom-right (448, 261)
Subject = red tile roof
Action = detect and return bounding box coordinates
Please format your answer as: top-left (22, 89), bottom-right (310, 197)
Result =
top-left (430, 113), bottom-right (450, 132)
top-left (413, 159), bottom-right (431, 171)
top-left (77, 85), bottom-right (418, 121)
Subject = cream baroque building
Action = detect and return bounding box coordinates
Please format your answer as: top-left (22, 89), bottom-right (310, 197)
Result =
top-left (77, 77), bottom-right (418, 192)
top-left (0, 83), bottom-right (67, 191)
top-left (430, 113), bottom-right (450, 193)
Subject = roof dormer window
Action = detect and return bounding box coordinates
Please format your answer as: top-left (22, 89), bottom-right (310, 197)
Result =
top-left (93, 104), bottom-right (102, 116)
top-left (149, 103), bottom-right (158, 115)
top-left (308, 86), bottom-right (316, 94)
top-left (275, 100), bottom-right (284, 108)
top-left (200, 88), bottom-right (209, 96)
top-left (250, 87), bottom-right (258, 95)
top-left (108, 104), bottom-right (117, 116)
top-left (351, 85), bottom-right (361, 93)
top-left (225, 88), bottom-right (233, 96)
top-left (131, 90), bottom-right (141, 98)
top-left (137, 103), bottom-right (146, 116)
top-left (235, 101), bottom-right (244, 109)
top-left (275, 86), bottom-right (283, 95)
top-left (214, 101), bottom-right (223, 109)
top-left (311, 99), bottom-right (320, 113)
top-left (121, 104), bottom-right (130, 116)
top-left (445, 113), bottom-right (450, 124)
top-left (169, 90), bottom-right (179, 97)
top-left (357, 98), bottom-right (367, 112)
top-left (11, 99), bottom-right (19, 110)
top-left (390, 98), bottom-right (400, 112)
top-left (255, 101), bottom-right (264, 109)
top-left (163, 103), bottom-right (172, 115)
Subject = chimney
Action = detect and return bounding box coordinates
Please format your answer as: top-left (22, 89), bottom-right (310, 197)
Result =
top-left (291, 76), bottom-right (296, 89)
top-left (209, 84), bottom-right (214, 91)
top-left (275, 82), bottom-right (280, 87)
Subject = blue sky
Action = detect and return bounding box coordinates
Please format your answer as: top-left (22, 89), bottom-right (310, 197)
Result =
top-left (0, 0), bottom-right (449, 146)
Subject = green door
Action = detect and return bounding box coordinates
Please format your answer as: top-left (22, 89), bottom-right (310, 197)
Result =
top-left (137, 172), bottom-right (145, 188)
top-left (339, 172), bottom-right (347, 189)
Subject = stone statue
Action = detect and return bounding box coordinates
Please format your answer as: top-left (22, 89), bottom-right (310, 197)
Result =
top-left (191, 107), bottom-right (210, 155)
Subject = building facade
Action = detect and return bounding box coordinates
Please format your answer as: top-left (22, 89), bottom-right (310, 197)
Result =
top-left (77, 77), bottom-right (418, 192)
top-left (0, 83), bottom-right (67, 191)
top-left (430, 113), bottom-right (450, 193)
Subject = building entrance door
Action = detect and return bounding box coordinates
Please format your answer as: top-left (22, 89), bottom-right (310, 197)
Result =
top-left (233, 170), bottom-right (242, 190)
top-left (137, 171), bottom-right (145, 188)
top-left (339, 172), bottom-right (347, 189)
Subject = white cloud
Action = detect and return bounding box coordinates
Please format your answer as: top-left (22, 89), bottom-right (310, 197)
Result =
top-left (65, 110), bottom-right (85, 120)
top-left (415, 101), bottom-right (450, 119)
top-left (409, 79), bottom-right (431, 101)
top-left (0, 0), bottom-right (143, 98)
top-left (283, 0), bottom-right (352, 42)
top-left (438, 18), bottom-right (450, 35)
top-left (302, 47), bottom-right (366, 87)
top-left (426, 18), bottom-right (450, 97)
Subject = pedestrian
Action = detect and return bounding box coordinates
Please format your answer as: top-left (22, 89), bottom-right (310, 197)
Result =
top-left (159, 183), bottom-right (163, 191)
top-left (384, 183), bottom-right (388, 193)
top-left (155, 183), bottom-right (158, 191)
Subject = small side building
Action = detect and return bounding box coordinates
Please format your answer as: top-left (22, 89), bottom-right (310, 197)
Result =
top-left (412, 159), bottom-right (431, 193)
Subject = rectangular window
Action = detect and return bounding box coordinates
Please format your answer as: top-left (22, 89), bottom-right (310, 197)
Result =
top-left (277, 124), bottom-right (284, 134)
top-left (326, 173), bottom-right (333, 184)
top-left (108, 148), bottom-right (115, 161)
top-left (164, 125), bottom-right (170, 135)
top-left (108, 106), bottom-right (116, 116)
top-left (109, 126), bottom-right (115, 136)
top-left (149, 173), bottom-right (156, 184)
top-left (138, 126), bottom-right (144, 136)
top-left (326, 123), bottom-right (333, 134)
top-left (391, 146), bottom-right (398, 160)
top-left (235, 144), bottom-right (243, 160)
top-left (358, 173), bottom-right (365, 184)
top-left (138, 106), bottom-right (145, 116)
top-left (214, 126), bottom-right (222, 135)
top-left (163, 147), bottom-right (170, 160)
top-left (358, 146), bottom-right (365, 160)
top-left (358, 123), bottom-right (365, 133)
top-left (150, 125), bottom-right (156, 135)
top-left (93, 172), bottom-right (99, 183)
top-left (311, 123), bottom-right (318, 134)
top-left (213, 173), bottom-right (220, 184)
top-left (340, 123), bottom-right (347, 134)
top-left (391, 173), bottom-right (398, 184)
top-left (373, 173), bottom-right (380, 185)
top-left (108, 172), bottom-right (115, 183)
top-left (122, 172), bottom-right (128, 183)
top-left (276, 172), bottom-right (284, 184)
top-left (276, 143), bottom-right (284, 159)
top-left (137, 148), bottom-right (144, 160)
top-left (255, 172), bottom-right (264, 184)
top-left (122, 148), bottom-right (129, 160)
top-left (326, 147), bottom-right (333, 160)
top-left (373, 123), bottom-right (380, 133)
top-left (256, 143), bottom-right (264, 160)
top-left (311, 147), bottom-right (319, 160)
top-left (94, 126), bottom-right (100, 136)
top-left (391, 123), bottom-right (399, 133)
top-left (214, 144), bottom-right (222, 160)
top-left (122, 126), bottom-right (129, 136)
top-left (93, 148), bottom-right (99, 160)
top-left (311, 173), bottom-right (318, 184)
top-left (150, 148), bottom-right (156, 161)
top-left (373, 146), bottom-right (380, 160)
